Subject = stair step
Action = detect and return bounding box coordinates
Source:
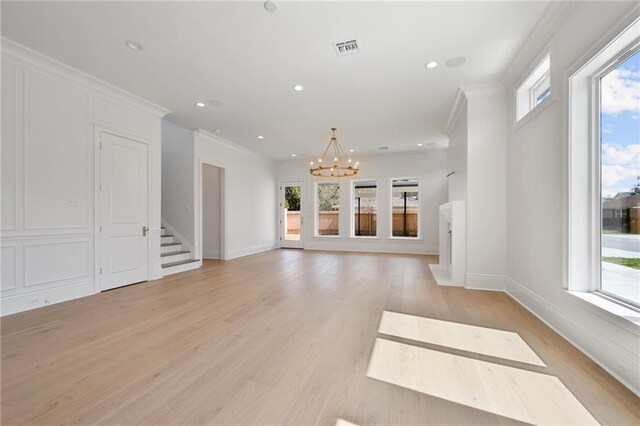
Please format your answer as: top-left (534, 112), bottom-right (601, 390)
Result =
top-left (161, 250), bottom-right (190, 257)
top-left (161, 243), bottom-right (181, 247)
top-left (162, 259), bottom-right (199, 268)
top-left (161, 234), bottom-right (174, 238)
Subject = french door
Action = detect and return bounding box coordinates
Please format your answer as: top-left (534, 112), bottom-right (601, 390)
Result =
top-left (280, 182), bottom-right (304, 248)
top-left (99, 131), bottom-right (149, 290)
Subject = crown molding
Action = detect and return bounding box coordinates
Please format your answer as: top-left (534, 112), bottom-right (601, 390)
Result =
top-left (460, 82), bottom-right (505, 98)
top-left (197, 129), bottom-right (274, 163)
top-left (1, 37), bottom-right (171, 118)
top-left (501, 1), bottom-right (576, 86)
top-left (444, 88), bottom-right (467, 136)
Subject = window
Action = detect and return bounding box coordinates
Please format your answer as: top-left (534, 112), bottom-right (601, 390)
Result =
top-left (316, 182), bottom-right (340, 236)
top-left (352, 180), bottom-right (377, 237)
top-left (597, 46), bottom-right (640, 308)
top-left (391, 178), bottom-right (420, 238)
top-left (516, 54), bottom-right (551, 121)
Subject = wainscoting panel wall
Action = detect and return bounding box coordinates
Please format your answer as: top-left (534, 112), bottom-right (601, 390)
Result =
top-left (0, 38), bottom-right (170, 315)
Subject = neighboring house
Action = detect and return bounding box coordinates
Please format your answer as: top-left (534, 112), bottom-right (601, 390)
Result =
top-left (603, 192), bottom-right (640, 234)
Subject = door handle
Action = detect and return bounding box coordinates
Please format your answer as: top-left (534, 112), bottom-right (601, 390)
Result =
top-left (142, 226), bottom-right (149, 237)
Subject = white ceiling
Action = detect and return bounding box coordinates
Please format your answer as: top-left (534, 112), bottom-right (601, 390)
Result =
top-left (1, 1), bottom-right (548, 160)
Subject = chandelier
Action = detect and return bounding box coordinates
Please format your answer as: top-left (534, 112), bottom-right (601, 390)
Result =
top-left (309, 128), bottom-right (359, 177)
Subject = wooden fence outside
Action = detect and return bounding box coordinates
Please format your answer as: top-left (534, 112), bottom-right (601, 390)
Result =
top-left (286, 210), bottom-right (418, 236)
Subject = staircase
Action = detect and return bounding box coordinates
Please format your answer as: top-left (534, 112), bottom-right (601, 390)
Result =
top-left (160, 226), bottom-right (199, 275)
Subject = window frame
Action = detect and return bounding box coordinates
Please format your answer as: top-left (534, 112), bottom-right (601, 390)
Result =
top-left (591, 41), bottom-right (640, 310)
top-left (314, 181), bottom-right (341, 238)
top-left (389, 176), bottom-right (422, 240)
top-left (531, 71), bottom-right (551, 108)
top-left (515, 51), bottom-right (552, 124)
top-left (350, 179), bottom-right (379, 238)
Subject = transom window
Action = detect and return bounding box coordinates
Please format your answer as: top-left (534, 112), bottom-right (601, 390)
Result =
top-left (516, 53), bottom-right (551, 122)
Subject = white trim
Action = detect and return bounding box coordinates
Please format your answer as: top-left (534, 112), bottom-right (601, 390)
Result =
top-left (195, 159), bottom-right (227, 261)
top-left (1, 279), bottom-right (94, 316)
top-left (1, 37), bottom-right (170, 118)
top-left (389, 176), bottom-right (422, 239)
top-left (227, 244), bottom-right (277, 260)
top-left (350, 178), bottom-right (379, 238)
top-left (444, 88), bottom-right (468, 136)
top-left (314, 181), bottom-right (341, 238)
top-left (197, 129), bottom-right (272, 162)
top-left (94, 125), bottom-right (154, 292)
top-left (465, 273), bottom-right (507, 292)
top-left (460, 82), bottom-right (505, 98)
top-left (279, 181), bottom-right (305, 249)
top-left (161, 218), bottom-right (195, 254)
top-left (506, 277), bottom-right (640, 397)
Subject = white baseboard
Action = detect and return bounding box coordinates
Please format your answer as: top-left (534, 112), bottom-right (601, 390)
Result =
top-left (1, 280), bottom-right (95, 316)
top-left (506, 277), bottom-right (640, 397)
top-left (161, 218), bottom-right (195, 254)
top-left (465, 273), bottom-right (506, 291)
top-left (429, 264), bottom-right (463, 287)
top-left (226, 243), bottom-right (277, 260)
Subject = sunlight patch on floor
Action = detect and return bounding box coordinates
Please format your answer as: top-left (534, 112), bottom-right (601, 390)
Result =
top-left (366, 338), bottom-right (598, 425)
top-left (378, 311), bottom-right (546, 366)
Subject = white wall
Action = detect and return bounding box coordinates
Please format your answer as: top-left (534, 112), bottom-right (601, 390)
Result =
top-left (161, 119), bottom-right (195, 248)
top-left (1, 38), bottom-right (168, 315)
top-left (202, 164), bottom-right (222, 259)
top-left (501, 2), bottom-right (640, 394)
top-left (464, 84), bottom-right (508, 290)
top-left (195, 130), bottom-right (277, 260)
top-left (447, 97), bottom-right (468, 202)
top-left (277, 152), bottom-right (448, 254)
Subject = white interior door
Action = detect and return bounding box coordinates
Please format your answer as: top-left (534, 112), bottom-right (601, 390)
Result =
top-left (100, 131), bottom-right (149, 290)
top-left (280, 182), bottom-right (303, 248)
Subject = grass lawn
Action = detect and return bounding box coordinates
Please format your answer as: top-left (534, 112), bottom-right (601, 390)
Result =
top-left (603, 257), bottom-right (640, 270)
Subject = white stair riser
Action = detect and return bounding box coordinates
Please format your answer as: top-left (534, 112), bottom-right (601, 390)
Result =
top-left (161, 252), bottom-right (191, 263)
top-left (161, 228), bottom-right (167, 236)
top-left (161, 244), bottom-right (182, 254)
top-left (161, 236), bottom-right (175, 244)
top-left (162, 261), bottom-right (200, 276)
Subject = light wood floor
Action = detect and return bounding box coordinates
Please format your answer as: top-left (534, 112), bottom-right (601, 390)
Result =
top-left (1, 250), bottom-right (638, 425)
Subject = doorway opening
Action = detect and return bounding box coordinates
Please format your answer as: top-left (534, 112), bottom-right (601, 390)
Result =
top-left (281, 182), bottom-right (304, 249)
top-left (202, 164), bottom-right (224, 259)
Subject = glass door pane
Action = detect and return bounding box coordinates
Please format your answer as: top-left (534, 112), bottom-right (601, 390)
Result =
top-left (282, 184), bottom-right (303, 248)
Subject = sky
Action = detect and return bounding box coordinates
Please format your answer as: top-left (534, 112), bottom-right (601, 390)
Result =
top-left (600, 49), bottom-right (640, 199)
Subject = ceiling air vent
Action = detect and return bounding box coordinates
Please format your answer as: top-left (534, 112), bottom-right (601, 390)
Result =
top-left (378, 146), bottom-right (389, 151)
top-left (334, 40), bottom-right (360, 57)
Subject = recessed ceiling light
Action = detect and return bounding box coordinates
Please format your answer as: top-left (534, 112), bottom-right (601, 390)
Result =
top-left (195, 102), bottom-right (206, 108)
top-left (417, 143), bottom-right (424, 147)
top-left (425, 61), bottom-right (438, 69)
top-left (264, 1), bottom-right (278, 12)
top-left (257, 135), bottom-right (264, 139)
top-left (291, 154), bottom-right (297, 157)
top-left (125, 40), bottom-right (143, 51)
top-left (293, 84), bottom-right (304, 91)
top-left (349, 149), bottom-right (355, 152)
